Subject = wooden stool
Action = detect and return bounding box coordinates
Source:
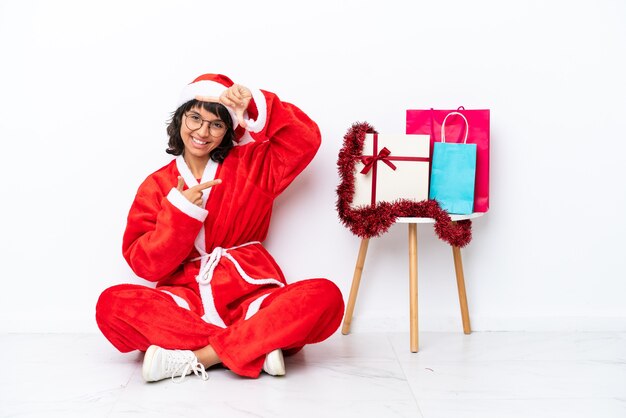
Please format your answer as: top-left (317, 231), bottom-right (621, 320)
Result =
top-left (341, 213), bottom-right (483, 352)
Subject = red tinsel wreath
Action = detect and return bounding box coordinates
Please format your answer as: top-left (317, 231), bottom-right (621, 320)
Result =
top-left (336, 121), bottom-right (472, 247)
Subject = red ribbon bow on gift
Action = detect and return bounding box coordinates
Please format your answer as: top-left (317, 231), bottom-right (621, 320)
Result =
top-left (360, 147), bottom-right (397, 174)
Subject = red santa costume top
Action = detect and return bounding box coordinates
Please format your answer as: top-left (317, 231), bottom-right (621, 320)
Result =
top-left (97, 74), bottom-right (344, 378)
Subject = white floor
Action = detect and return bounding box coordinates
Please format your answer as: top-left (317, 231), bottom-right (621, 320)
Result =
top-left (1, 331), bottom-right (625, 418)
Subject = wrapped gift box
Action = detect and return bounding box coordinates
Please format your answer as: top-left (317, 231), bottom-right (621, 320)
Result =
top-left (352, 133), bottom-right (430, 207)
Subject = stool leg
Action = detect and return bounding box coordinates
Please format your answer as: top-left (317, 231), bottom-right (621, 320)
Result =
top-left (408, 224), bottom-right (419, 352)
top-left (342, 238), bottom-right (370, 335)
top-left (452, 245), bottom-right (472, 334)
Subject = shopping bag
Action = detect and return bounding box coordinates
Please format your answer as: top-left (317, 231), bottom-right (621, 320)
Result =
top-left (406, 107), bottom-right (489, 212)
top-left (429, 112), bottom-right (477, 214)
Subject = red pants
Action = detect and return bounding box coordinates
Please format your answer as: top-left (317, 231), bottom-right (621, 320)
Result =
top-left (96, 279), bottom-right (344, 377)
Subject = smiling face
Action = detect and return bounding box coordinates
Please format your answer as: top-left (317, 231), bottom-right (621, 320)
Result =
top-left (180, 105), bottom-right (228, 163)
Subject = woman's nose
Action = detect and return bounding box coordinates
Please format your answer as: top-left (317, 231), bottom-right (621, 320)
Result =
top-left (196, 121), bottom-right (211, 137)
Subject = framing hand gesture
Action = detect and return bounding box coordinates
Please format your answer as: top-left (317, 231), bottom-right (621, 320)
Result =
top-left (194, 84), bottom-right (252, 130)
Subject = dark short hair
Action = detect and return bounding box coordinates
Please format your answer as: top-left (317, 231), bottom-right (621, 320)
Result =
top-left (166, 100), bottom-right (235, 163)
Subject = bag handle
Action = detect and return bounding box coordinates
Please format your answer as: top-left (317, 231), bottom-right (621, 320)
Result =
top-left (441, 111), bottom-right (469, 144)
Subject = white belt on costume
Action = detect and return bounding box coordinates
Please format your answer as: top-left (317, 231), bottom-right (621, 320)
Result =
top-left (191, 241), bottom-right (284, 328)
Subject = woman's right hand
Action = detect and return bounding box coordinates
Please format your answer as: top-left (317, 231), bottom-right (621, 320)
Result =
top-left (177, 176), bottom-right (222, 207)
top-left (219, 84), bottom-right (252, 129)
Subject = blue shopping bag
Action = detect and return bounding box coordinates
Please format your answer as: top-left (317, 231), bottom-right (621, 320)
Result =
top-left (429, 112), bottom-right (477, 214)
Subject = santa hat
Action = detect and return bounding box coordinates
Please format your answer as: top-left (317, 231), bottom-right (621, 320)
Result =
top-left (176, 73), bottom-right (267, 140)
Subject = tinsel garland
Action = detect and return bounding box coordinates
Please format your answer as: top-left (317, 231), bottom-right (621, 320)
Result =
top-left (336, 122), bottom-right (472, 247)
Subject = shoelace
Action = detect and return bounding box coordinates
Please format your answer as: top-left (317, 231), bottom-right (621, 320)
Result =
top-left (166, 351), bottom-right (209, 382)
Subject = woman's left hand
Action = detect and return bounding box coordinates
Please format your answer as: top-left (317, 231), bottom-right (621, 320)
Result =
top-left (219, 84), bottom-right (252, 129)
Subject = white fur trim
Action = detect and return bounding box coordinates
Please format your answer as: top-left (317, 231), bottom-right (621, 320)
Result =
top-left (175, 155), bottom-right (218, 193)
top-left (223, 252), bottom-right (284, 287)
top-left (166, 188), bottom-right (208, 222)
top-left (197, 264), bottom-right (227, 328)
top-left (177, 80), bottom-right (224, 106)
top-left (194, 227), bottom-right (207, 259)
top-left (175, 156), bottom-right (219, 255)
top-left (244, 293), bottom-right (271, 320)
top-left (243, 89), bottom-right (267, 133)
top-left (160, 290), bottom-right (191, 310)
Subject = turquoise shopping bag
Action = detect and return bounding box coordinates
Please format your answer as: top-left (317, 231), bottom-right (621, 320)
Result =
top-left (429, 112), bottom-right (477, 214)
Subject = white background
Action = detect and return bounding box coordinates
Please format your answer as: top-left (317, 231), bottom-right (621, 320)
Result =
top-left (1, 0), bottom-right (624, 333)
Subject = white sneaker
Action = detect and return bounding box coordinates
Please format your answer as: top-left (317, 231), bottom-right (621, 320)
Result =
top-left (142, 345), bottom-right (209, 382)
top-left (262, 349), bottom-right (285, 376)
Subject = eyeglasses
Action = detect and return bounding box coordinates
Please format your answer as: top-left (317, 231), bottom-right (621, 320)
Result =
top-left (184, 112), bottom-right (227, 135)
